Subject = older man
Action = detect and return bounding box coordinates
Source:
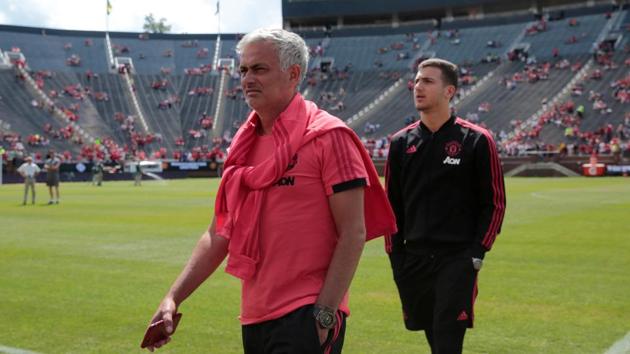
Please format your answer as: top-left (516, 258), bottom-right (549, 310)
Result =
top-left (145, 28), bottom-right (395, 353)
top-left (17, 156), bottom-right (40, 205)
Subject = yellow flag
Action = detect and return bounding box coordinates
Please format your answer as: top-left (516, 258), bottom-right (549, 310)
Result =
top-left (107, 0), bottom-right (112, 15)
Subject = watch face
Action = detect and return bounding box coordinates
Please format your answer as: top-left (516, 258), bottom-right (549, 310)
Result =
top-left (472, 259), bottom-right (483, 270)
top-left (318, 311), bottom-right (334, 328)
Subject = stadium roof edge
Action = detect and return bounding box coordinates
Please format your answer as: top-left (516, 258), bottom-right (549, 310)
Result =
top-left (0, 24), bottom-right (242, 40)
top-left (282, 0), bottom-right (505, 19)
top-left (290, 2), bottom-right (618, 38)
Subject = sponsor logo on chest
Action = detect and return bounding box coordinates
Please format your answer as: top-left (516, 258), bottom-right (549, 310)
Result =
top-left (443, 156), bottom-right (461, 165)
top-left (274, 153), bottom-right (298, 187)
top-left (274, 176), bottom-right (295, 186)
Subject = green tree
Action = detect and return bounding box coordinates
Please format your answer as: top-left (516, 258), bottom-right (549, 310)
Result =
top-left (143, 13), bottom-right (172, 33)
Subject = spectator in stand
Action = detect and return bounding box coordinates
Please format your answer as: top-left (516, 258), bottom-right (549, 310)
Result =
top-left (478, 102), bottom-right (491, 113)
top-left (44, 150), bottom-right (61, 204)
top-left (17, 156), bottom-right (40, 205)
top-left (571, 84), bottom-right (584, 96)
top-left (590, 69), bottom-right (603, 80)
top-left (593, 99), bottom-right (609, 113)
top-left (574, 104), bottom-right (585, 119)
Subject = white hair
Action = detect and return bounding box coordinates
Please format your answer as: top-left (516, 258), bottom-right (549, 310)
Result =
top-left (236, 28), bottom-right (310, 84)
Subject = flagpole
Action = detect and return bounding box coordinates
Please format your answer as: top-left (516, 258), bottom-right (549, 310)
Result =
top-left (106, 0), bottom-right (110, 32)
top-left (215, 1), bottom-right (221, 71)
top-left (105, 0), bottom-right (114, 69)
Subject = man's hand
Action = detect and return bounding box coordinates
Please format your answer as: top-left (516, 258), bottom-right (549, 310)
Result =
top-left (145, 297), bottom-right (177, 352)
top-left (316, 326), bottom-right (329, 346)
top-left (141, 224), bottom-right (227, 352)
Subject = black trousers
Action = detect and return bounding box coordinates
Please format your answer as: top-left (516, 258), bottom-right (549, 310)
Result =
top-left (391, 248), bottom-right (478, 354)
top-left (242, 304), bottom-right (346, 354)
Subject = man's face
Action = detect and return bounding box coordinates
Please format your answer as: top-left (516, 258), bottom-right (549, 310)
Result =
top-left (413, 66), bottom-right (455, 112)
top-left (239, 41), bottom-right (298, 114)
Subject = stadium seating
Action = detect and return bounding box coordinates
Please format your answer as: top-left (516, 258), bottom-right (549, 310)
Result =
top-left (0, 70), bottom-right (77, 153)
top-left (538, 49), bottom-right (629, 144)
top-left (524, 14), bottom-right (610, 59)
top-left (457, 56), bottom-right (587, 134)
top-left (0, 8), bottom-right (627, 161)
top-left (75, 72), bottom-right (136, 147)
top-left (0, 30), bottom-right (108, 72)
top-left (428, 22), bottom-right (526, 65)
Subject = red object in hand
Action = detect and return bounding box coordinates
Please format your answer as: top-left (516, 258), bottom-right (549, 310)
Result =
top-left (140, 313), bottom-right (182, 349)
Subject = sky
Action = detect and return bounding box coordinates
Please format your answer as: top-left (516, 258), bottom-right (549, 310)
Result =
top-left (0, 0), bottom-right (283, 34)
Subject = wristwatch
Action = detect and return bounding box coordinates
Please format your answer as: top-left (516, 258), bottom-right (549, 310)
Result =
top-left (313, 305), bottom-right (337, 329)
top-left (472, 257), bottom-right (483, 271)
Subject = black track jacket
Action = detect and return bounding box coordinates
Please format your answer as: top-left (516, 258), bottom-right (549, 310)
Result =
top-left (384, 116), bottom-right (506, 259)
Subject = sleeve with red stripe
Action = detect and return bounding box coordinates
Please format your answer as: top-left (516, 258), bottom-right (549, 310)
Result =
top-left (472, 132), bottom-right (506, 258)
top-left (384, 136), bottom-right (406, 254)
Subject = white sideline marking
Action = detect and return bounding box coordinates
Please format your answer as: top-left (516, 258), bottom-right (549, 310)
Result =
top-left (0, 345), bottom-right (42, 354)
top-left (600, 200), bottom-right (623, 205)
top-left (605, 332), bottom-right (630, 354)
top-left (530, 192), bottom-right (554, 200)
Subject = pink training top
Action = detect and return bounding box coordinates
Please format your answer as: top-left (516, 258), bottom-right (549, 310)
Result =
top-left (239, 128), bottom-right (368, 325)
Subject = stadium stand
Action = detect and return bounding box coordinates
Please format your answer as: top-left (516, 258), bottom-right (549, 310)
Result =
top-left (0, 70), bottom-right (78, 154)
top-left (75, 72), bottom-right (136, 147)
top-left (0, 3), bottom-right (628, 171)
top-left (427, 22), bottom-right (526, 65)
top-left (523, 13), bottom-right (610, 59)
top-left (133, 73), bottom-right (183, 152)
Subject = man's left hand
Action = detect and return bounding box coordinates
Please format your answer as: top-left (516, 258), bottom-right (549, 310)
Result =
top-left (316, 327), bottom-right (329, 346)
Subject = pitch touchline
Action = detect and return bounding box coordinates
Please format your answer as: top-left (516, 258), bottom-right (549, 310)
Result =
top-left (530, 192), bottom-right (554, 200)
top-left (0, 345), bottom-right (43, 354)
top-left (604, 332), bottom-right (630, 354)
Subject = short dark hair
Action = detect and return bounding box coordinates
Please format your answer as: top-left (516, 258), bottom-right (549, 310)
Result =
top-left (417, 58), bottom-right (459, 91)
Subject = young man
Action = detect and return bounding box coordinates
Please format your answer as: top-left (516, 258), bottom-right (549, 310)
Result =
top-left (17, 156), bottom-right (40, 205)
top-left (385, 58), bottom-right (506, 354)
top-left (145, 28), bottom-right (396, 353)
top-left (44, 149), bottom-right (61, 204)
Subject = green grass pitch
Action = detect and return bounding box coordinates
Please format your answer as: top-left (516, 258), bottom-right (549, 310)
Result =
top-left (1, 177), bottom-right (629, 353)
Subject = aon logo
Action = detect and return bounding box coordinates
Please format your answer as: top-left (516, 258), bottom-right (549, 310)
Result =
top-left (443, 156), bottom-right (461, 165)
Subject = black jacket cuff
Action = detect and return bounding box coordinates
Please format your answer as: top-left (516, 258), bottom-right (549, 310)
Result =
top-left (471, 243), bottom-right (488, 259)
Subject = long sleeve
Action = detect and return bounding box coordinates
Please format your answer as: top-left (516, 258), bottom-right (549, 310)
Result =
top-left (384, 138), bottom-right (405, 254)
top-left (472, 133), bottom-right (506, 259)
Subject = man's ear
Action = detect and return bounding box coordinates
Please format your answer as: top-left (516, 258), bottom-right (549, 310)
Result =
top-left (445, 85), bottom-right (457, 101)
top-left (289, 64), bottom-right (301, 83)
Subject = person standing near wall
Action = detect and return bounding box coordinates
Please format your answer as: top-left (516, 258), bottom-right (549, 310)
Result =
top-left (44, 149), bottom-right (61, 204)
top-left (17, 156), bottom-right (40, 205)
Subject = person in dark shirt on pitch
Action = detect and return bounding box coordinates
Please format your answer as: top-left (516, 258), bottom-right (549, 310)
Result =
top-left (44, 149), bottom-right (61, 204)
top-left (385, 58), bottom-right (506, 354)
